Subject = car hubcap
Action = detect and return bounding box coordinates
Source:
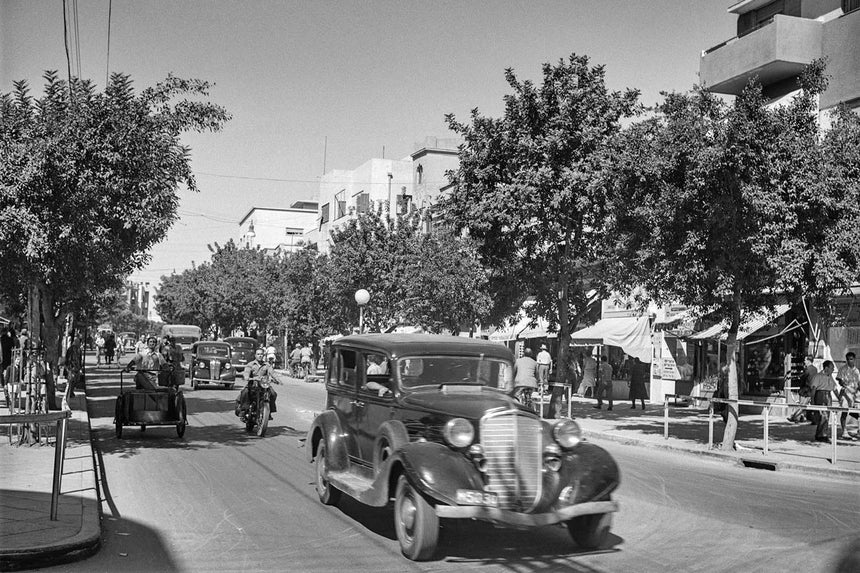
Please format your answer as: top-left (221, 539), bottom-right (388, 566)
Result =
top-left (401, 495), bottom-right (416, 532)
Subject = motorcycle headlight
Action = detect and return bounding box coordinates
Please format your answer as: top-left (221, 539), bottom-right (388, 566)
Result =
top-left (553, 419), bottom-right (582, 449)
top-left (443, 418), bottom-right (474, 448)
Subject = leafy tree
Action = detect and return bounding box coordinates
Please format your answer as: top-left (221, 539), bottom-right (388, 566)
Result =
top-left (0, 72), bottom-right (229, 375)
top-left (440, 54), bottom-right (640, 368)
top-left (603, 61), bottom-right (860, 448)
top-left (322, 203), bottom-right (491, 334)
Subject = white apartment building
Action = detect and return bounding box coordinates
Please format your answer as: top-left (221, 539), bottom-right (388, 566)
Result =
top-left (237, 201), bottom-right (319, 255)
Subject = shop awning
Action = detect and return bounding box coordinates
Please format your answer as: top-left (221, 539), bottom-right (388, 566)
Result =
top-left (689, 301), bottom-right (792, 341)
top-left (488, 315), bottom-right (552, 341)
top-left (569, 316), bottom-right (652, 363)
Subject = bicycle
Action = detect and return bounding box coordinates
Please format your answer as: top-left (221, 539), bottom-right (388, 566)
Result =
top-left (287, 361), bottom-right (305, 379)
top-left (512, 385), bottom-right (536, 413)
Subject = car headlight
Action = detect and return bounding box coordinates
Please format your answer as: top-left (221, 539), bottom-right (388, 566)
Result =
top-left (225, 362), bottom-right (232, 369)
top-left (443, 418), bottom-right (475, 448)
top-left (553, 419), bottom-right (582, 449)
top-left (198, 361), bottom-right (205, 369)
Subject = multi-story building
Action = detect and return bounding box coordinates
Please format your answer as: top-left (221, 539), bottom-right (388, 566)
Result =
top-left (700, 0), bottom-right (860, 116)
top-left (315, 138), bottom-right (461, 253)
top-left (125, 281), bottom-right (160, 322)
top-left (237, 201), bottom-right (319, 254)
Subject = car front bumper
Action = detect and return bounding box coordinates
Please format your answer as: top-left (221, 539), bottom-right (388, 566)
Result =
top-left (434, 500), bottom-right (618, 527)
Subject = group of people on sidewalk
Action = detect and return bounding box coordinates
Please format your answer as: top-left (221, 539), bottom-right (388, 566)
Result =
top-left (511, 344), bottom-right (649, 418)
top-left (792, 352), bottom-right (860, 443)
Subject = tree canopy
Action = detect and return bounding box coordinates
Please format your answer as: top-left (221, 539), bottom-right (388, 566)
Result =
top-left (0, 71), bottom-right (229, 366)
top-left (440, 53), bottom-right (640, 360)
top-left (603, 60), bottom-right (860, 448)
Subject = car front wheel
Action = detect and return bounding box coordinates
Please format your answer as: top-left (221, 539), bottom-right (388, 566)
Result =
top-left (394, 475), bottom-right (439, 561)
top-left (567, 511), bottom-right (613, 550)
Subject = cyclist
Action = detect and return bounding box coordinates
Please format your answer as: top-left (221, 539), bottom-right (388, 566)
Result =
top-left (288, 344), bottom-right (303, 377)
top-left (300, 343), bottom-right (314, 376)
top-left (512, 348), bottom-right (538, 411)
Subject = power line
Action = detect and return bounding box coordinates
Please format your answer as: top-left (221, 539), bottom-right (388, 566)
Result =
top-left (105, 0), bottom-right (112, 87)
top-left (62, 0), bottom-right (72, 84)
top-left (73, 0), bottom-right (81, 78)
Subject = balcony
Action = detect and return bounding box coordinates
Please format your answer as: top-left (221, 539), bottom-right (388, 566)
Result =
top-left (700, 14), bottom-right (823, 96)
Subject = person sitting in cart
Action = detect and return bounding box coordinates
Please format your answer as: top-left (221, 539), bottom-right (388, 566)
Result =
top-left (124, 335), bottom-right (168, 391)
top-left (235, 348), bottom-right (281, 419)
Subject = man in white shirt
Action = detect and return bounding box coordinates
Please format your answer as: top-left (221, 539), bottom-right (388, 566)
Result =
top-left (536, 344), bottom-right (552, 387)
top-left (836, 352), bottom-right (860, 440)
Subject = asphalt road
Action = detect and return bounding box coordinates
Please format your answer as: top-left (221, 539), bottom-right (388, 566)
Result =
top-left (43, 368), bottom-right (860, 573)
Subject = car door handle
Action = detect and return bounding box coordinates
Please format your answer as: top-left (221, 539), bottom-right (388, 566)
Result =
top-left (350, 400), bottom-right (365, 408)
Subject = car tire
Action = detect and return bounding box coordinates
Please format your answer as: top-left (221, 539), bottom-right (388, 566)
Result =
top-left (373, 421), bottom-right (408, 475)
top-left (567, 511), bottom-right (613, 550)
top-left (314, 442), bottom-right (341, 506)
top-left (394, 475), bottom-right (439, 561)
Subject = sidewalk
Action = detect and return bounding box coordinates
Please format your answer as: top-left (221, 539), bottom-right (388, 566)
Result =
top-left (0, 390), bottom-right (101, 571)
top-left (558, 394), bottom-right (860, 478)
top-left (2, 379), bottom-right (858, 571)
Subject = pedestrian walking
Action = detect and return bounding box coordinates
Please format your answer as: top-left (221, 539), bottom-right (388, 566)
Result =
top-left (577, 350), bottom-right (597, 397)
top-left (836, 352), bottom-right (860, 440)
top-left (810, 360), bottom-right (837, 443)
top-left (628, 357), bottom-right (649, 409)
top-left (548, 351), bottom-right (581, 419)
top-left (104, 334), bottom-right (116, 365)
top-left (594, 355), bottom-right (614, 410)
top-left (536, 343), bottom-right (552, 386)
top-left (95, 332), bottom-right (105, 366)
top-left (64, 333), bottom-right (83, 398)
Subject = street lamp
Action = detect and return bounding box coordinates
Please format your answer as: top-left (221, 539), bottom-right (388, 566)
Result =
top-left (355, 289), bottom-right (370, 334)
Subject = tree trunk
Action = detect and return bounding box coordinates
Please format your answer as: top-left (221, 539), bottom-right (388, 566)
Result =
top-left (719, 304), bottom-right (742, 450)
top-left (37, 282), bottom-right (60, 410)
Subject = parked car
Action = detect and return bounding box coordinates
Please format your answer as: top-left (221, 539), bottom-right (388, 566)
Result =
top-left (307, 334), bottom-right (620, 561)
top-left (188, 341), bottom-right (236, 390)
top-left (224, 336), bottom-right (260, 374)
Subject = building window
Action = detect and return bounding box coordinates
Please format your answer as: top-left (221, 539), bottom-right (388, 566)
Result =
top-left (320, 203), bottom-right (330, 226)
top-left (416, 164), bottom-right (423, 184)
top-left (335, 190), bottom-right (346, 219)
top-left (355, 192), bottom-right (370, 214)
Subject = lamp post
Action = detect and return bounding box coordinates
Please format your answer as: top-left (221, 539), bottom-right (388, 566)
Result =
top-left (354, 289), bottom-right (370, 334)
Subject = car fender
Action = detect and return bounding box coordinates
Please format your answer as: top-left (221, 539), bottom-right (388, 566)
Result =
top-left (555, 442), bottom-right (621, 504)
top-left (306, 410), bottom-right (349, 472)
top-left (393, 442), bottom-right (484, 506)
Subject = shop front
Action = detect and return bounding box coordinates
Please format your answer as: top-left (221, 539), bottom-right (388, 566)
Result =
top-left (569, 300), bottom-right (653, 401)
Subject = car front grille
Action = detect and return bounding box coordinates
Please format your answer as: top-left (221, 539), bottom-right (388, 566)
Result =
top-left (209, 361), bottom-right (221, 379)
top-left (480, 411), bottom-right (543, 511)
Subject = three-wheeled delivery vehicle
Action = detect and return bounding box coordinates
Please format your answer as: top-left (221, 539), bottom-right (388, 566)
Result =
top-left (115, 367), bottom-right (188, 439)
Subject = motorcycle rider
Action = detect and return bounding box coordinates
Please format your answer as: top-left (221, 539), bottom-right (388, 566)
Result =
top-left (235, 348), bottom-right (281, 419)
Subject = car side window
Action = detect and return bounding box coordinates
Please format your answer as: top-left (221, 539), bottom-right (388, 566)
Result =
top-left (338, 349), bottom-right (359, 390)
top-left (361, 352), bottom-right (392, 397)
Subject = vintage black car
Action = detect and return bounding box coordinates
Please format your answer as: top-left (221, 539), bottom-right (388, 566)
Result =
top-left (188, 341), bottom-right (236, 390)
top-left (307, 334), bottom-right (619, 561)
top-left (223, 336), bottom-right (259, 374)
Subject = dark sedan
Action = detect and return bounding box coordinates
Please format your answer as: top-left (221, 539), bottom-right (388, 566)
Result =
top-left (189, 341), bottom-right (236, 390)
top-left (307, 333), bottom-right (619, 561)
top-left (224, 336), bottom-right (259, 374)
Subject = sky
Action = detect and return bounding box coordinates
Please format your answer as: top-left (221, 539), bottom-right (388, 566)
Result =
top-left (1, 0), bottom-right (738, 286)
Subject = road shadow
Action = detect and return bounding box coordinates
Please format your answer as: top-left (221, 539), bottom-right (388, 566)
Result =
top-left (334, 496), bottom-right (621, 568)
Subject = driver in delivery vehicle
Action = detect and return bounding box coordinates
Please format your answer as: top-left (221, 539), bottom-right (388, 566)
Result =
top-left (235, 348), bottom-right (282, 420)
top-left (124, 335), bottom-right (167, 390)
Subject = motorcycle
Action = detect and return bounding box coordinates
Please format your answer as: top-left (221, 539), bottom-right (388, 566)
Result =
top-left (243, 374), bottom-right (274, 437)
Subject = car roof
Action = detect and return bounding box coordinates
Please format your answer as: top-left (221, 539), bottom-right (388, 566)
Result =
top-left (194, 341), bottom-right (231, 347)
top-left (333, 333), bottom-right (513, 360)
top-left (223, 337), bottom-right (258, 343)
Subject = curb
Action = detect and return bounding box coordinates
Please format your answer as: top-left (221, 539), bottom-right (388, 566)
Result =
top-left (582, 429), bottom-right (860, 480)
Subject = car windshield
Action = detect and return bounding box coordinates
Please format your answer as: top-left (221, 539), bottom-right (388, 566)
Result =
top-left (230, 341), bottom-right (255, 350)
top-left (174, 336), bottom-right (199, 345)
top-left (396, 355), bottom-right (512, 390)
top-left (198, 345), bottom-right (230, 357)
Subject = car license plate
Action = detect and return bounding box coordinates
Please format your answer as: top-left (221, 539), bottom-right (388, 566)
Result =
top-left (456, 489), bottom-right (498, 507)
